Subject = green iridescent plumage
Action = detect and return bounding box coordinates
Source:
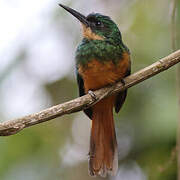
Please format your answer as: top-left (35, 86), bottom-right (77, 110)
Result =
top-left (75, 13), bottom-right (129, 66)
top-left (76, 38), bottom-right (128, 66)
top-left (86, 13), bottom-right (121, 41)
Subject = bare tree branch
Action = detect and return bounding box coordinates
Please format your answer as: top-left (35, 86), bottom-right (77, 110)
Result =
top-left (0, 50), bottom-right (180, 136)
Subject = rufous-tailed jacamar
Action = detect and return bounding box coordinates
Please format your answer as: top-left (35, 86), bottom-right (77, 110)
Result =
top-left (59, 4), bottom-right (131, 177)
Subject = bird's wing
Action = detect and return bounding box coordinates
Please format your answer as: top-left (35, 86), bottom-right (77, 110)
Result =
top-left (77, 72), bottom-right (93, 119)
top-left (115, 67), bottom-right (131, 113)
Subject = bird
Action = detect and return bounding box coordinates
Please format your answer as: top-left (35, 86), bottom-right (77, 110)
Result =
top-left (59, 4), bottom-right (131, 177)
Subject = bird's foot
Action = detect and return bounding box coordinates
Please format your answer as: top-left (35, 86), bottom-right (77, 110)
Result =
top-left (88, 90), bottom-right (97, 101)
top-left (120, 78), bottom-right (125, 86)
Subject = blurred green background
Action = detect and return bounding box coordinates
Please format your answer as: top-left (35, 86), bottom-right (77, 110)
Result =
top-left (0, 0), bottom-right (179, 180)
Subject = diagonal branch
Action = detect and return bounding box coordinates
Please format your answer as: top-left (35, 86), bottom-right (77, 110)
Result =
top-left (0, 50), bottom-right (180, 136)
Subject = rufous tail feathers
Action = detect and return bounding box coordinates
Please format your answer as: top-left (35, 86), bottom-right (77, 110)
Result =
top-left (88, 98), bottom-right (118, 177)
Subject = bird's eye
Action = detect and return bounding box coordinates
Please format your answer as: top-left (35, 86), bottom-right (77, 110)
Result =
top-left (95, 21), bottom-right (102, 27)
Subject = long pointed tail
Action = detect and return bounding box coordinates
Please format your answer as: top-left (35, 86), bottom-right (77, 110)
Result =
top-left (89, 97), bottom-right (118, 177)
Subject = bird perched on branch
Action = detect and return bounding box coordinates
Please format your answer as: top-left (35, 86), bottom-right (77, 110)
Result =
top-left (59, 4), bottom-right (131, 177)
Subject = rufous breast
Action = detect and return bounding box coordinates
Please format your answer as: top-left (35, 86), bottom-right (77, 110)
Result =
top-left (78, 52), bottom-right (130, 92)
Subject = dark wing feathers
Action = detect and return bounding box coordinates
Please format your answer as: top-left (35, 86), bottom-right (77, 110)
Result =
top-left (115, 68), bottom-right (131, 113)
top-left (77, 72), bottom-right (93, 119)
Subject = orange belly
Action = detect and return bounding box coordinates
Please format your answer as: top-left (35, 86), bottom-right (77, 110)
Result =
top-left (78, 52), bottom-right (130, 93)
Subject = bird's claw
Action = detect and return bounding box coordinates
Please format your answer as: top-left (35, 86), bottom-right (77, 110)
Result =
top-left (88, 90), bottom-right (97, 101)
top-left (120, 78), bottom-right (125, 86)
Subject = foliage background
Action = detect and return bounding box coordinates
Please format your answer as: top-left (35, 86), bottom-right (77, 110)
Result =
top-left (0, 0), bottom-right (179, 179)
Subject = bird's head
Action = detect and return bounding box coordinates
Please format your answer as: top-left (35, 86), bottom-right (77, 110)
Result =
top-left (59, 4), bottom-right (122, 44)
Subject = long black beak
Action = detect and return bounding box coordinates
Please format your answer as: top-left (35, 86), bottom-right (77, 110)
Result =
top-left (59, 4), bottom-right (89, 27)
